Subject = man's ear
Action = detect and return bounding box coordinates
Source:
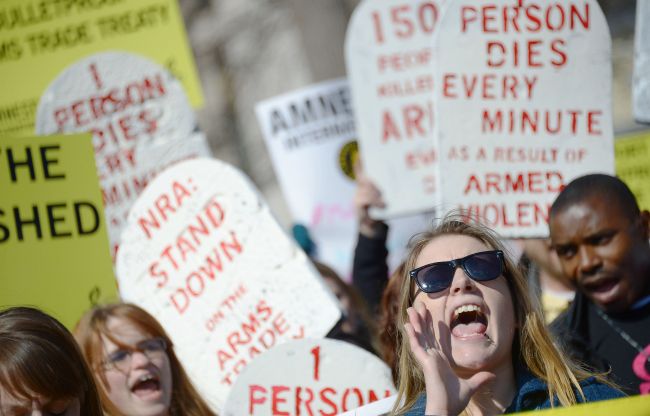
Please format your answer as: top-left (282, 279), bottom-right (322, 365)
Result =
top-left (640, 210), bottom-right (650, 241)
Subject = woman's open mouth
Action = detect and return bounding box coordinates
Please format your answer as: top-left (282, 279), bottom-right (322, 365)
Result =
top-left (450, 304), bottom-right (488, 339)
top-left (131, 374), bottom-right (163, 399)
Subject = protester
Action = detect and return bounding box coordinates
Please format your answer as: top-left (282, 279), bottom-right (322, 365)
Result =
top-left (291, 222), bottom-right (379, 354)
top-left (351, 161), bottom-right (412, 376)
top-left (394, 214), bottom-right (623, 415)
top-left (315, 261), bottom-right (378, 354)
top-left (377, 261), bottom-right (406, 385)
top-left (549, 174), bottom-right (650, 396)
top-left (75, 303), bottom-right (216, 416)
top-left (351, 162), bottom-right (431, 383)
top-left (352, 161), bottom-right (390, 315)
top-left (0, 306), bottom-right (103, 416)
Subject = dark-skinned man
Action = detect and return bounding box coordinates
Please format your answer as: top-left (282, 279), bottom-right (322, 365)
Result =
top-left (549, 173), bottom-right (650, 396)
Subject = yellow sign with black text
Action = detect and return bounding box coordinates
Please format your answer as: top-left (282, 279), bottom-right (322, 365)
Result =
top-left (0, 0), bottom-right (203, 136)
top-left (0, 133), bottom-right (117, 328)
top-left (615, 130), bottom-right (650, 211)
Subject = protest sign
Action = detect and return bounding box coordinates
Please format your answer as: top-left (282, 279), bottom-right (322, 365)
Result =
top-left (346, 0), bottom-right (444, 219)
top-left (0, 0), bottom-right (203, 136)
top-left (116, 158), bottom-right (341, 411)
top-left (255, 78), bottom-right (357, 277)
top-left (633, 0), bottom-right (650, 124)
top-left (434, 0), bottom-right (614, 237)
top-left (222, 338), bottom-right (395, 416)
top-left (615, 130), bottom-right (650, 211)
top-left (35, 51), bottom-right (211, 257)
top-left (0, 133), bottom-right (116, 328)
top-left (256, 79), bottom-right (435, 279)
top-left (338, 395), bottom-right (397, 416)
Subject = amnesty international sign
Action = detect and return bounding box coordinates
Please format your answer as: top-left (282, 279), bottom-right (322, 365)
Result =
top-left (0, 0), bottom-right (203, 136)
top-left (0, 133), bottom-right (116, 328)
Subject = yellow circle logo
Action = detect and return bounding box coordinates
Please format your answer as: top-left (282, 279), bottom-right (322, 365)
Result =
top-left (338, 140), bottom-right (358, 180)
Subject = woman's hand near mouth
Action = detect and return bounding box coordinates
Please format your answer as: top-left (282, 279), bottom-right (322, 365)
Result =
top-left (405, 301), bottom-right (496, 416)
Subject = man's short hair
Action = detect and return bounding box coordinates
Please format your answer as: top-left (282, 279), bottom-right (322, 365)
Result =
top-left (550, 174), bottom-right (640, 219)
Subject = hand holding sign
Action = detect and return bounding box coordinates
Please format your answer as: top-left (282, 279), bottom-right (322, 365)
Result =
top-left (353, 160), bottom-right (386, 238)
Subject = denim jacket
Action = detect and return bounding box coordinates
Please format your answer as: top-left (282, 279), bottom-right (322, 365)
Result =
top-left (402, 365), bottom-right (623, 415)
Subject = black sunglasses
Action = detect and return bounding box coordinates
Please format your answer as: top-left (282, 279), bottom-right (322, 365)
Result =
top-left (409, 250), bottom-right (504, 294)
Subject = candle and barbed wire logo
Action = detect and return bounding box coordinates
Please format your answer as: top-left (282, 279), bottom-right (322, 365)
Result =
top-left (338, 140), bottom-right (358, 180)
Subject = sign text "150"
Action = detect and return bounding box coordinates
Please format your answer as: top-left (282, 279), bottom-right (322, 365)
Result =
top-left (372, 2), bottom-right (440, 43)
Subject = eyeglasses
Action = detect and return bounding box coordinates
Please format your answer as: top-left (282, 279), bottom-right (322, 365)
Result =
top-left (409, 250), bottom-right (504, 294)
top-left (102, 337), bottom-right (167, 372)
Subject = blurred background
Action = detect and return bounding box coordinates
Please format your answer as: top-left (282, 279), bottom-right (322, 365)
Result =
top-left (177, 0), bottom-right (638, 226)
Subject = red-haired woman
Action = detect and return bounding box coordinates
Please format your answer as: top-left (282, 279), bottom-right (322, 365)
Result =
top-left (75, 303), bottom-right (216, 416)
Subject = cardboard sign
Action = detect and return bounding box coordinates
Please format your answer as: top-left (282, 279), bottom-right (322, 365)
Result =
top-left (255, 78), bottom-right (358, 278)
top-left (255, 79), bottom-right (435, 279)
top-left (0, 133), bottom-right (117, 328)
top-left (633, 0), bottom-right (650, 124)
top-left (434, 0), bottom-right (614, 237)
top-left (116, 158), bottom-right (341, 411)
top-left (222, 338), bottom-right (395, 416)
top-left (615, 130), bottom-right (650, 211)
top-left (346, 0), bottom-right (444, 219)
top-left (35, 51), bottom-right (211, 257)
top-left (0, 0), bottom-right (203, 136)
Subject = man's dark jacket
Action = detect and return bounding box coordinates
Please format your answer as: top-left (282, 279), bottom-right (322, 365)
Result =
top-left (550, 290), bottom-right (609, 373)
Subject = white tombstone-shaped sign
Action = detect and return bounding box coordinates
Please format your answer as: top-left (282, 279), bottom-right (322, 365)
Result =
top-left (434, 0), bottom-right (614, 237)
top-left (35, 52), bottom-right (211, 256)
top-left (346, 0), bottom-right (445, 219)
top-left (116, 158), bottom-right (341, 411)
top-left (222, 338), bottom-right (395, 416)
top-left (634, 0), bottom-right (650, 124)
top-left (255, 78), bottom-right (357, 278)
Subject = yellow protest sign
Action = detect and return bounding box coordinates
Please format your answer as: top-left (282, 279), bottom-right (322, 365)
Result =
top-left (0, 0), bottom-right (203, 136)
top-left (516, 395), bottom-right (650, 415)
top-left (615, 130), bottom-right (650, 211)
top-left (0, 133), bottom-right (117, 328)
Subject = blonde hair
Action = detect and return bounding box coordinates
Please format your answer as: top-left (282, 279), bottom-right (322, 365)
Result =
top-left (393, 214), bottom-right (593, 415)
top-left (75, 303), bottom-right (216, 416)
